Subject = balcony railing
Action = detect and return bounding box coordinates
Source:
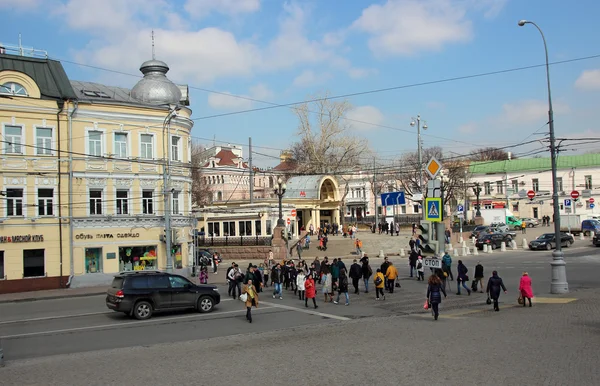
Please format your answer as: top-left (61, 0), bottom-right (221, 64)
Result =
top-left (196, 235), bottom-right (272, 247)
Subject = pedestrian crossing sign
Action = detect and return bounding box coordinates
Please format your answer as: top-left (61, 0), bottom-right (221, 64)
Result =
top-left (425, 198), bottom-right (442, 222)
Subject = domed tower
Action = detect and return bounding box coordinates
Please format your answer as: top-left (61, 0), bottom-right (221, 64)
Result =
top-left (130, 59), bottom-right (182, 105)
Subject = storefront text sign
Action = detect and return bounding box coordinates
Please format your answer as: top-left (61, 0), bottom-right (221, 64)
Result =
top-left (75, 233), bottom-right (140, 240)
top-left (0, 235), bottom-right (44, 243)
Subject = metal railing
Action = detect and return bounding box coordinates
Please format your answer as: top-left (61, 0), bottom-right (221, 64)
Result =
top-left (196, 235), bottom-right (272, 247)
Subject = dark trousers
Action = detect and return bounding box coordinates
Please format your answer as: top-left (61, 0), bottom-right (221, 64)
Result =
top-left (418, 271), bottom-right (424, 280)
top-left (305, 297), bottom-right (317, 308)
top-left (387, 279), bottom-right (395, 293)
top-left (298, 290), bottom-right (305, 300)
top-left (228, 281), bottom-right (240, 298)
top-left (264, 274), bottom-right (269, 287)
top-left (376, 287), bottom-right (384, 299)
top-left (352, 278), bottom-right (360, 294)
top-left (493, 299), bottom-right (499, 310)
top-left (522, 297), bottom-right (532, 307)
top-left (432, 302), bottom-right (439, 318)
top-left (246, 307), bottom-right (252, 321)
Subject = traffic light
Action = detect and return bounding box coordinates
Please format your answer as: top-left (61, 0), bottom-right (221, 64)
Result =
top-left (418, 220), bottom-right (438, 255)
top-left (160, 229), bottom-right (167, 243)
top-left (171, 244), bottom-right (178, 255)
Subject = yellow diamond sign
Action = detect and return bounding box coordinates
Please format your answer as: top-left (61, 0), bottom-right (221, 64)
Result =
top-left (426, 157), bottom-right (442, 179)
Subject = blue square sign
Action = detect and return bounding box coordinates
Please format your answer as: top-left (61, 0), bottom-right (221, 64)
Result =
top-left (564, 199), bottom-right (571, 207)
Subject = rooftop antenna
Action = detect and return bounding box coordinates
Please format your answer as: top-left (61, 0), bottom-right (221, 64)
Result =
top-left (213, 134), bottom-right (216, 147)
top-left (18, 33), bottom-right (23, 56)
top-left (151, 30), bottom-right (155, 60)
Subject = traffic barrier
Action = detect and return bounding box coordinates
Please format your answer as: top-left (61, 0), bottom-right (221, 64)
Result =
top-left (379, 250), bottom-right (385, 258)
top-left (488, 245), bottom-right (494, 254)
top-left (483, 244), bottom-right (488, 253)
top-left (580, 233), bottom-right (585, 241)
top-left (447, 243), bottom-right (453, 252)
top-left (511, 240), bottom-right (518, 250)
top-left (459, 236), bottom-right (464, 243)
top-left (463, 247), bottom-right (469, 256)
top-left (522, 239), bottom-right (528, 249)
top-left (501, 242), bottom-right (506, 252)
top-left (400, 248), bottom-right (405, 257)
top-left (473, 246), bottom-right (479, 255)
top-left (452, 248), bottom-right (460, 257)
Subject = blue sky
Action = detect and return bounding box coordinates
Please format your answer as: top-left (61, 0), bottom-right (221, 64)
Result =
top-left (2, 0), bottom-right (600, 166)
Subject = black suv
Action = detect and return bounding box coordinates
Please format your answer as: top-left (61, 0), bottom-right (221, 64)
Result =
top-left (106, 271), bottom-right (220, 320)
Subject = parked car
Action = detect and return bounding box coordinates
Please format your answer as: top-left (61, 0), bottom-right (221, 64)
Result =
top-left (528, 233), bottom-right (574, 251)
top-left (106, 271), bottom-right (220, 320)
top-left (476, 232), bottom-right (514, 250)
top-left (490, 223), bottom-right (510, 233)
top-left (470, 225), bottom-right (489, 239)
top-left (521, 218), bottom-right (540, 228)
top-left (593, 233), bottom-right (600, 247)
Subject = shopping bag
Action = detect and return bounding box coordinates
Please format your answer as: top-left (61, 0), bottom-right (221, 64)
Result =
top-left (423, 300), bottom-right (430, 310)
top-left (239, 293), bottom-right (248, 302)
top-left (518, 295), bottom-right (524, 305)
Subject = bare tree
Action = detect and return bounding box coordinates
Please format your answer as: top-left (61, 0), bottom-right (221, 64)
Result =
top-left (469, 147), bottom-right (512, 161)
top-left (191, 141), bottom-right (213, 207)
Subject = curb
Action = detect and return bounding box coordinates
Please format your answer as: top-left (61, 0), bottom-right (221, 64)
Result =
top-left (0, 291), bottom-right (107, 305)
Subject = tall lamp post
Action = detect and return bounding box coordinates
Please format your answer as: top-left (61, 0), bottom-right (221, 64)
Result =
top-left (410, 115), bottom-right (428, 194)
top-left (473, 183), bottom-right (482, 217)
top-left (162, 106), bottom-right (180, 272)
top-left (274, 177), bottom-right (287, 227)
top-left (518, 19), bottom-right (568, 294)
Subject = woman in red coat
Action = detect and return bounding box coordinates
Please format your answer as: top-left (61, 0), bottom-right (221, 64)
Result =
top-left (519, 272), bottom-right (534, 307)
top-left (304, 275), bottom-right (318, 309)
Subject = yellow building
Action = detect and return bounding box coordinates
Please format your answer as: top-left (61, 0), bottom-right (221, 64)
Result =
top-left (0, 48), bottom-right (194, 293)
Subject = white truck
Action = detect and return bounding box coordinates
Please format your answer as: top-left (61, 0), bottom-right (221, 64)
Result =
top-left (560, 214), bottom-right (596, 235)
top-left (477, 209), bottom-right (523, 230)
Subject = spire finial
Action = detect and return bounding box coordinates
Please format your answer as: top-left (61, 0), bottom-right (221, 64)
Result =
top-left (151, 30), bottom-right (155, 60)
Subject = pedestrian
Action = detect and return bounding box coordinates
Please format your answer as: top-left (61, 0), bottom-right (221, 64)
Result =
top-left (296, 241), bottom-right (302, 258)
top-left (309, 223), bottom-right (314, 236)
top-left (334, 268), bottom-right (350, 305)
top-left (349, 259), bottom-right (362, 294)
top-left (331, 258), bottom-right (340, 291)
top-left (412, 223), bottom-right (417, 235)
top-left (226, 262), bottom-right (236, 297)
top-left (212, 252), bottom-right (220, 274)
top-left (427, 274), bottom-right (447, 321)
top-left (314, 257), bottom-right (321, 283)
top-left (390, 222), bottom-right (394, 237)
top-left (242, 279), bottom-right (259, 323)
top-left (361, 255), bottom-right (372, 293)
top-left (374, 268), bottom-right (385, 300)
top-left (380, 257), bottom-right (390, 289)
top-left (395, 222), bottom-right (400, 236)
top-left (521, 221), bottom-right (527, 234)
top-left (287, 262), bottom-right (297, 294)
top-left (518, 271), bottom-right (534, 307)
top-left (486, 270), bottom-right (507, 311)
top-left (322, 264), bottom-right (333, 303)
top-left (445, 228), bottom-right (451, 244)
top-left (262, 262), bottom-right (270, 288)
top-left (442, 251), bottom-right (454, 280)
top-left (271, 263), bottom-right (283, 299)
top-left (258, 263), bottom-right (266, 288)
top-left (304, 274), bottom-right (318, 309)
top-left (227, 264), bottom-right (242, 299)
top-left (296, 269), bottom-right (306, 300)
top-left (416, 256), bottom-right (425, 281)
top-left (385, 261), bottom-right (399, 293)
top-left (337, 257), bottom-right (346, 272)
top-left (199, 265), bottom-right (209, 284)
top-left (355, 238), bottom-right (363, 256)
top-left (456, 260), bottom-right (471, 295)
top-left (474, 261), bottom-right (484, 293)
top-left (409, 250), bottom-right (418, 278)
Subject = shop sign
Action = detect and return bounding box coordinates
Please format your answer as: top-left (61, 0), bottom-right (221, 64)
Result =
top-left (75, 232), bottom-right (140, 240)
top-left (0, 234), bottom-right (44, 243)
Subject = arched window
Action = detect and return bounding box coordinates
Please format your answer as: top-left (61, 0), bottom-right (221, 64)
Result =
top-left (0, 82), bottom-right (28, 96)
top-left (217, 191), bottom-right (223, 201)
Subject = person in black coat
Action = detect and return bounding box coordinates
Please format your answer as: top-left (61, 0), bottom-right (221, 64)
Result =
top-left (409, 250), bottom-right (418, 278)
top-left (427, 274), bottom-right (447, 320)
top-left (360, 256), bottom-right (372, 293)
top-left (486, 270), bottom-right (507, 311)
top-left (380, 257), bottom-right (390, 288)
top-left (349, 259), bottom-right (362, 294)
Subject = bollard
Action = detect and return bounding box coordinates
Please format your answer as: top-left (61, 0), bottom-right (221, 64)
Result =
top-left (501, 242), bottom-right (506, 252)
top-left (448, 243), bottom-right (454, 252)
top-left (461, 241), bottom-right (467, 249)
top-left (482, 244), bottom-right (488, 253)
top-left (472, 237), bottom-right (476, 245)
top-left (400, 248), bottom-right (405, 257)
top-left (591, 231), bottom-right (595, 239)
top-left (463, 246), bottom-right (469, 256)
top-left (379, 250), bottom-right (385, 258)
top-left (488, 245), bottom-right (494, 254)
top-left (511, 240), bottom-right (518, 250)
top-left (473, 246), bottom-right (479, 255)
top-left (452, 248), bottom-right (460, 257)
top-left (580, 233), bottom-right (585, 241)
top-left (459, 236), bottom-right (464, 243)
top-left (522, 238), bottom-right (528, 249)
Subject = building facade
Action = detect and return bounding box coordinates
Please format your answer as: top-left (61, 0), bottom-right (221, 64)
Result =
top-left (1, 49), bottom-right (195, 293)
top-left (468, 154), bottom-right (600, 220)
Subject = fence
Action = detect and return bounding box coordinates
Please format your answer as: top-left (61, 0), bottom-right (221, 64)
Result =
top-left (196, 235), bottom-right (272, 247)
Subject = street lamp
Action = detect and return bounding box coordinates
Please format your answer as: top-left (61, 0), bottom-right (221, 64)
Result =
top-left (473, 183), bottom-right (482, 217)
top-left (518, 19), bottom-right (568, 294)
top-left (273, 177), bottom-right (287, 227)
top-left (162, 105), bottom-right (180, 272)
top-left (410, 115), bottom-right (428, 194)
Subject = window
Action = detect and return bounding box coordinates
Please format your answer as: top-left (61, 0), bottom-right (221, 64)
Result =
top-left (6, 188), bottom-right (24, 216)
top-left (532, 178), bottom-right (539, 192)
top-left (142, 190), bottom-right (154, 214)
top-left (239, 220), bottom-right (252, 236)
top-left (0, 82), bottom-right (28, 96)
top-left (224, 221), bottom-right (236, 236)
top-left (89, 190), bottom-right (103, 215)
top-left (23, 249), bottom-right (45, 278)
top-left (85, 247), bottom-right (102, 273)
top-left (484, 182), bottom-right (492, 195)
top-left (208, 222), bottom-right (221, 236)
top-left (511, 180), bottom-right (519, 193)
top-left (88, 131), bottom-right (102, 156)
top-left (0, 251), bottom-right (4, 279)
top-left (255, 220), bottom-right (262, 236)
top-left (36, 127), bottom-right (53, 155)
top-left (401, 205), bottom-right (407, 214)
top-left (171, 136), bottom-right (181, 161)
top-left (266, 220), bottom-right (272, 235)
top-left (512, 203), bottom-right (519, 212)
top-left (585, 175), bottom-right (592, 190)
top-left (168, 275), bottom-right (190, 288)
top-left (216, 191), bottom-right (223, 201)
top-left (172, 191), bottom-right (180, 214)
top-left (140, 134), bottom-right (153, 159)
top-left (413, 204), bottom-right (419, 213)
top-left (148, 275), bottom-right (170, 289)
top-left (38, 188), bottom-right (53, 216)
top-left (116, 190), bottom-right (129, 215)
top-left (557, 177), bottom-right (563, 192)
top-left (114, 133), bottom-right (128, 158)
top-left (496, 181), bottom-right (503, 194)
top-left (4, 125), bottom-right (23, 154)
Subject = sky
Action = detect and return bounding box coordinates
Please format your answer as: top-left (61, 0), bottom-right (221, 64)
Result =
top-left (1, 0), bottom-right (600, 167)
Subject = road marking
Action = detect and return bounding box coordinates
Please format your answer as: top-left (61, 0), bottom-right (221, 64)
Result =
top-left (0, 306), bottom-right (274, 339)
top-left (261, 301), bottom-right (351, 321)
top-left (533, 297), bottom-right (577, 304)
top-left (0, 298), bottom-right (235, 325)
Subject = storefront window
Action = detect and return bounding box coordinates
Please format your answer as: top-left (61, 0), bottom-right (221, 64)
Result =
top-left (85, 248), bottom-right (102, 273)
top-left (266, 220), bottom-right (272, 235)
top-left (119, 246), bottom-right (157, 271)
top-left (174, 244), bottom-right (182, 269)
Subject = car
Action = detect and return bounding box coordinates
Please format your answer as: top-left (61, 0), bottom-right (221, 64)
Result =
top-left (490, 223), bottom-right (510, 233)
top-left (470, 225), bottom-right (489, 239)
top-left (106, 271), bottom-right (220, 320)
top-left (528, 233), bottom-right (574, 251)
top-left (521, 218), bottom-right (540, 228)
top-left (594, 233), bottom-right (600, 247)
top-left (476, 232), bottom-right (514, 250)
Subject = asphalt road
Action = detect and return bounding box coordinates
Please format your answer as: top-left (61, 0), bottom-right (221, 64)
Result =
top-left (1, 243), bottom-right (598, 365)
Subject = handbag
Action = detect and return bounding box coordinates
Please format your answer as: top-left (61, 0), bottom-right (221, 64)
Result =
top-left (518, 295), bottom-right (524, 305)
top-left (423, 300), bottom-right (430, 310)
top-left (486, 296), bottom-right (492, 305)
top-left (239, 293), bottom-right (248, 302)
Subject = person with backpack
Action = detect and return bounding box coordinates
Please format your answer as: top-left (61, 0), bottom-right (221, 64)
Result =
top-left (361, 255), bottom-right (372, 293)
top-left (416, 256), bottom-right (425, 281)
top-left (456, 260), bottom-right (471, 296)
top-left (349, 259), bottom-right (362, 294)
top-left (374, 268), bottom-right (385, 300)
top-left (334, 268), bottom-right (350, 305)
top-left (442, 251), bottom-right (454, 281)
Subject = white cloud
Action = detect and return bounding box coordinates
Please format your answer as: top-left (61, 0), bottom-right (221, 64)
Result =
top-left (184, 0), bottom-right (260, 19)
top-left (458, 122), bottom-right (477, 134)
top-left (346, 106), bottom-right (385, 130)
top-left (292, 70), bottom-right (331, 87)
top-left (352, 0), bottom-right (473, 57)
top-left (575, 69), bottom-right (600, 90)
top-left (207, 83), bottom-right (274, 110)
top-left (502, 100), bottom-right (570, 124)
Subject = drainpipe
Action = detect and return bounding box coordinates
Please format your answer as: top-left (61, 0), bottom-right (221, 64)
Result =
top-left (56, 100), bottom-right (65, 287)
top-left (66, 101), bottom-right (78, 287)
